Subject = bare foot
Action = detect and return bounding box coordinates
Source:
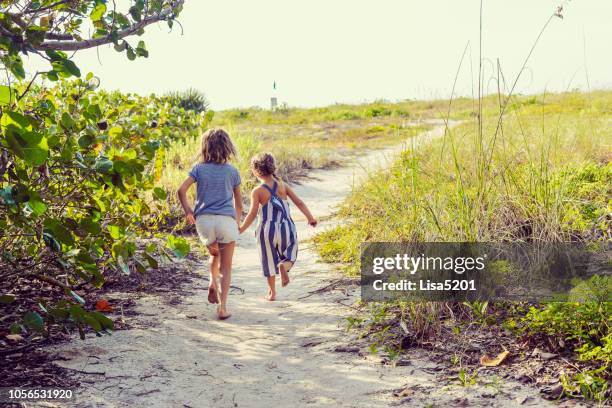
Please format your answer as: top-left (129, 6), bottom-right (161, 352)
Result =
top-left (278, 261), bottom-right (292, 287)
top-left (217, 305), bottom-right (231, 320)
top-left (266, 290), bottom-right (276, 301)
top-left (207, 284), bottom-right (219, 304)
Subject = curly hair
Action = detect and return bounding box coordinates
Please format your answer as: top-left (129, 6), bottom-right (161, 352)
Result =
top-left (251, 152), bottom-right (277, 177)
top-left (200, 128), bottom-right (237, 164)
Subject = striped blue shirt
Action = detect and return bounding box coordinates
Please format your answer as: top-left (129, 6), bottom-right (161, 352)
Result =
top-left (188, 162), bottom-right (241, 218)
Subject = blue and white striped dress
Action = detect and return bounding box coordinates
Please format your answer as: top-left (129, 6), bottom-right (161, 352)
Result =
top-left (256, 181), bottom-right (298, 277)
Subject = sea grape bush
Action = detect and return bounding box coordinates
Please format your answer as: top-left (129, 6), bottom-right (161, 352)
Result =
top-left (0, 0), bottom-right (197, 339)
top-left (0, 77), bottom-right (210, 338)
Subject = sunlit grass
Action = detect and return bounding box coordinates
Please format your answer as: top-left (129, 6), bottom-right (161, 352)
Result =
top-left (314, 91), bottom-right (611, 268)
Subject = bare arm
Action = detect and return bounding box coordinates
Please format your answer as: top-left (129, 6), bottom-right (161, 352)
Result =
top-left (286, 185), bottom-right (317, 226)
top-left (177, 176), bottom-right (196, 224)
top-left (239, 189), bottom-right (260, 233)
top-left (233, 185), bottom-right (244, 225)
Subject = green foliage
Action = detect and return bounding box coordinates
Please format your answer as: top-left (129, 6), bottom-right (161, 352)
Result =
top-left (576, 333), bottom-right (612, 367)
top-left (215, 97), bottom-right (475, 127)
top-left (0, 1), bottom-right (184, 83)
top-left (519, 302), bottom-right (609, 345)
top-left (313, 225), bottom-right (362, 275)
top-left (462, 300), bottom-right (493, 326)
top-left (560, 367), bottom-right (609, 402)
top-left (164, 89), bottom-right (210, 114)
top-left (0, 77), bottom-right (207, 336)
top-left (519, 301), bottom-right (611, 364)
top-left (313, 93), bottom-right (611, 273)
top-left (363, 105), bottom-right (391, 118)
top-left (518, 298), bottom-right (611, 397)
top-left (457, 367), bottom-right (478, 386)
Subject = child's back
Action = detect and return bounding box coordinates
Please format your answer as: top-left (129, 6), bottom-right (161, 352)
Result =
top-left (256, 180), bottom-right (298, 279)
top-left (176, 128), bottom-right (243, 320)
top-left (239, 153), bottom-right (317, 301)
top-left (189, 162), bottom-right (241, 218)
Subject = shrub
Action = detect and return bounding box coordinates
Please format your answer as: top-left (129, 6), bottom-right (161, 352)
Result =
top-left (0, 78), bottom-right (206, 337)
top-left (163, 88), bottom-right (210, 113)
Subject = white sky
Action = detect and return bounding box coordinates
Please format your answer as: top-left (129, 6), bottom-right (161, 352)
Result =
top-left (24, 0), bottom-right (612, 110)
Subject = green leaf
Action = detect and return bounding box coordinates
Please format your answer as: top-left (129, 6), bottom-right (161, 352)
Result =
top-left (91, 311), bottom-right (114, 330)
top-left (60, 112), bottom-right (76, 129)
top-left (0, 85), bottom-right (14, 106)
top-left (10, 323), bottom-right (22, 334)
top-left (129, 6), bottom-right (142, 22)
top-left (1, 111), bottom-right (33, 130)
top-left (4, 126), bottom-right (49, 166)
top-left (61, 59), bottom-right (81, 78)
top-left (117, 256), bottom-right (130, 274)
top-left (166, 235), bottom-right (190, 258)
top-left (0, 294), bottom-right (16, 304)
top-left (4, 127), bottom-right (25, 159)
top-left (94, 156), bottom-right (113, 173)
top-left (135, 259), bottom-right (147, 274)
top-left (107, 225), bottom-right (124, 240)
top-left (21, 132), bottom-right (49, 166)
top-left (144, 253), bottom-right (159, 269)
top-left (78, 135), bottom-right (94, 148)
top-left (44, 219), bottom-right (75, 246)
top-left (136, 40), bottom-right (148, 57)
top-left (70, 290), bottom-right (85, 305)
top-left (23, 311), bottom-right (44, 332)
top-left (83, 314), bottom-right (102, 332)
top-left (3, 55), bottom-right (26, 80)
top-left (108, 126), bottom-right (123, 138)
top-left (126, 47), bottom-right (136, 61)
top-left (45, 50), bottom-right (68, 61)
top-left (45, 70), bottom-right (59, 81)
top-left (153, 187), bottom-right (167, 200)
top-left (80, 218), bottom-right (101, 235)
top-left (27, 198), bottom-right (47, 216)
top-left (90, 3), bottom-right (107, 22)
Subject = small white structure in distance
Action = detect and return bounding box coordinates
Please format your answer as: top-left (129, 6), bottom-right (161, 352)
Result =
top-left (270, 80), bottom-right (278, 111)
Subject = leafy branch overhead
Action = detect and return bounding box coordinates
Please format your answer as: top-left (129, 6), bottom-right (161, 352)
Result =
top-left (0, 0), bottom-right (185, 80)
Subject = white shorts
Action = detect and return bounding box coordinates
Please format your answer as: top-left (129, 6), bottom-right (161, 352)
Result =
top-left (195, 214), bottom-right (239, 246)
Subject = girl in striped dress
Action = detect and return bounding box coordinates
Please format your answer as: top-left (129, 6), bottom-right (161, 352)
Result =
top-left (239, 153), bottom-right (317, 301)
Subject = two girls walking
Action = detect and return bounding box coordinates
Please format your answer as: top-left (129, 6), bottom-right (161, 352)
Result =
top-left (177, 128), bottom-right (317, 319)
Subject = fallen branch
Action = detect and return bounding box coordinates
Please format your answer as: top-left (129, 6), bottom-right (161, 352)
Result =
top-left (297, 278), bottom-right (358, 300)
top-left (29, 272), bottom-right (71, 291)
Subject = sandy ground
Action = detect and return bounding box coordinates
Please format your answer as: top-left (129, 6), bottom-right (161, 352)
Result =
top-left (47, 122), bottom-right (559, 408)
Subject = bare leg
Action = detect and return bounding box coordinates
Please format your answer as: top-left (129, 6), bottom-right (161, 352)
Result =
top-left (217, 242), bottom-right (235, 320)
top-left (207, 241), bottom-right (219, 256)
top-left (278, 261), bottom-right (293, 287)
top-left (208, 254), bottom-right (220, 304)
top-left (266, 276), bottom-right (276, 301)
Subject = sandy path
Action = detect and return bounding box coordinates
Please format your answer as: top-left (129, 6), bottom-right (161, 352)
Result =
top-left (50, 121), bottom-right (556, 408)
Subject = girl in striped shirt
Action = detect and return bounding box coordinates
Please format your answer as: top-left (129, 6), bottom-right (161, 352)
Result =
top-left (239, 153), bottom-right (317, 301)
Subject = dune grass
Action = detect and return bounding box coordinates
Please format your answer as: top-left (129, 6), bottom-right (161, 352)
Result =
top-left (155, 106), bottom-right (433, 228)
top-left (314, 91), bottom-right (611, 272)
top-left (312, 90), bottom-right (611, 402)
